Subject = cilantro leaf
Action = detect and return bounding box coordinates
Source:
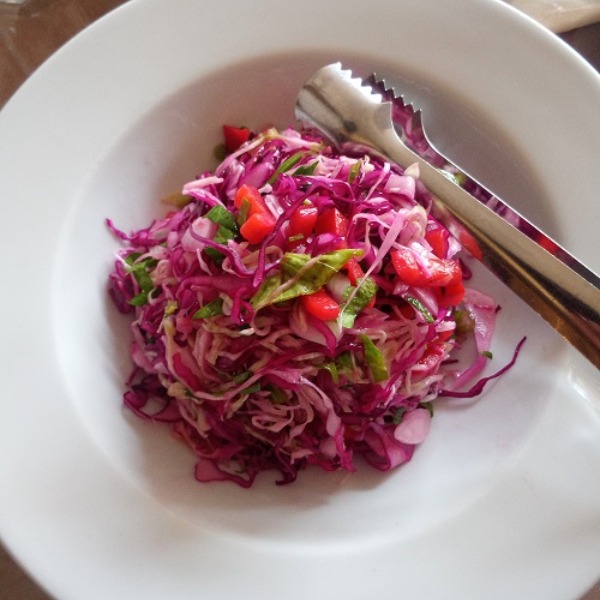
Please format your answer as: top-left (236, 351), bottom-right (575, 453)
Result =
top-left (193, 297), bottom-right (224, 319)
top-left (360, 334), bottom-right (389, 383)
top-left (340, 276), bottom-right (378, 328)
top-left (251, 249), bottom-right (362, 310)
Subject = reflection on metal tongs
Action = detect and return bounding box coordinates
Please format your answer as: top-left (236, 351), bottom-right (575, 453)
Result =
top-left (295, 63), bottom-right (600, 368)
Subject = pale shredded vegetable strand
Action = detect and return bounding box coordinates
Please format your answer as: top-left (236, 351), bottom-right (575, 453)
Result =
top-left (107, 126), bottom-right (519, 487)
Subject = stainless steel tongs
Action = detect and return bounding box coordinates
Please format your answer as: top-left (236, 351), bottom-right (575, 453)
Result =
top-left (295, 62), bottom-right (600, 368)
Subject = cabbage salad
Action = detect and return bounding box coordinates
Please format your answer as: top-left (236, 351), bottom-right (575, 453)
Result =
top-left (107, 125), bottom-right (519, 487)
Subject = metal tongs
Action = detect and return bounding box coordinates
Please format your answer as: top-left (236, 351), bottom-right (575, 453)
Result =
top-left (295, 63), bottom-right (600, 368)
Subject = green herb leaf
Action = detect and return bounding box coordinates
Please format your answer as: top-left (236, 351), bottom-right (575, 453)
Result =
top-left (204, 222), bottom-right (237, 265)
top-left (406, 296), bottom-right (434, 323)
top-left (250, 273), bottom-right (283, 310)
top-left (454, 309), bottom-right (474, 335)
top-left (192, 297), bottom-right (224, 319)
top-left (340, 276), bottom-right (378, 328)
top-left (293, 162), bottom-right (318, 176)
top-left (126, 256), bottom-right (158, 307)
top-left (129, 292), bottom-right (150, 307)
top-left (242, 383), bottom-right (262, 395)
top-left (348, 160), bottom-right (361, 183)
top-left (205, 205), bottom-right (238, 231)
top-left (320, 361), bottom-right (339, 384)
top-left (482, 350), bottom-right (493, 359)
top-left (335, 351), bottom-right (354, 371)
top-left (360, 334), bottom-right (389, 383)
top-left (267, 384), bottom-right (287, 404)
top-left (391, 407), bottom-right (407, 424)
top-left (268, 151), bottom-right (305, 185)
top-left (232, 371), bottom-right (252, 384)
top-left (251, 249), bottom-right (362, 310)
top-left (124, 252), bottom-right (142, 266)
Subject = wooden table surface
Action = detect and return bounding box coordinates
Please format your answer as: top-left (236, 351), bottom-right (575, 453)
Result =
top-left (1, 1), bottom-right (599, 599)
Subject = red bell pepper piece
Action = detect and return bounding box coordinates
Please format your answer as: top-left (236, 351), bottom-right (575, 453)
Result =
top-left (240, 212), bottom-right (276, 244)
top-left (413, 344), bottom-right (447, 381)
top-left (435, 281), bottom-right (466, 307)
top-left (289, 201), bottom-right (318, 238)
top-left (287, 201), bottom-right (319, 249)
top-left (223, 125), bottom-right (251, 153)
top-left (391, 247), bottom-right (462, 287)
top-left (234, 184), bottom-right (268, 216)
top-left (301, 289), bottom-right (340, 321)
top-left (344, 258), bottom-right (364, 286)
top-left (424, 227), bottom-right (448, 259)
top-left (315, 207), bottom-right (348, 237)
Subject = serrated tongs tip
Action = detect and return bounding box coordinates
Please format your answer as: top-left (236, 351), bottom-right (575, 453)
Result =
top-left (295, 62), bottom-right (600, 368)
top-left (295, 63), bottom-right (392, 150)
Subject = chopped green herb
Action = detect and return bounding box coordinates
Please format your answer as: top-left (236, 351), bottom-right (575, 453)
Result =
top-left (360, 334), bottom-right (389, 383)
top-left (205, 205), bottom-right (238, 231)
top-left (126, 256), bottom-right (158, 307)
top-left (454, 309), bottom-right (475, 335)
top-left (340, 276), bottom-right (378, 328)
top-left (392, 407), bottom-right (407, 424)
top-left (232, 371), bottom-right (252, 384)
top-left (251, 249), bottom-right (362, 310)
top-left (268, 151), bottom-right (304, 184)
top-left (124, 252), bottom-right (142, 266)
top-left (482, 350), bottom-right (493, 359)
top-left (293, 162), bottom-right (318, 176)
top-left (406, 296), bottom-right (434, 323)
top-left (348, 160), bottom-right (361, 183)
top-left (129, 292), bottom-right (150, 307)
top-left (335, 351), bottom-right (354, 371)
top-left (242, 383), bottom-right (262, 395)
top-left (320, 361), bottom-right (339, 384)
top-left (267, 384), bottom-right (287, 404)
top-left (193, 297), bottom-right (224, 319)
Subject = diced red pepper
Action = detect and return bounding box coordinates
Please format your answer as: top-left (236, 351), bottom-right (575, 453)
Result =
top-left (435, 281), bottom-right (466, 307)
top-left (390, 247), bottom-right (424, 286)
top-left (289, 202), bottom-right (318, 238)
top-left (391, 247), bottom-right (462, 287)
top-left (234, 184), bottom-right (267, 216)
top-left (413, 344), bottom-right (447, 380)
top-left (344, 258), bottom-right (364, 286)
top-left (300, 289), bottom-right (340, 321)
top-left (223, 125), bottom-right (251, 153)
top-left (436, 328), bottom-right (455, 342)
top-left (315, 207), bottom-right (348, 237)
top-left (398, 301), bottom-right (415, 319)
top-left (240, 212), bottom-right (276, 244)
top-left (424, 227), bottom-right (448, 259)
top-left (457, 228), bottom-right (483, 261)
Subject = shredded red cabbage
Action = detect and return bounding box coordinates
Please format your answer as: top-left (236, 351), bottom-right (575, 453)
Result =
top-left (107, 126), bottom-right (520, 487)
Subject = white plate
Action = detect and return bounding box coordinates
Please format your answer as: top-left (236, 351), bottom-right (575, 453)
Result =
top-left (1, 1), bottom-right (599, 599)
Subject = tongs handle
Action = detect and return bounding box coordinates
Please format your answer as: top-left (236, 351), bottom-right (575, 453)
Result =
top-left (296, 65), bottom-right (600, 368)
top-left (386, 136), bottom-right (600, 368)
